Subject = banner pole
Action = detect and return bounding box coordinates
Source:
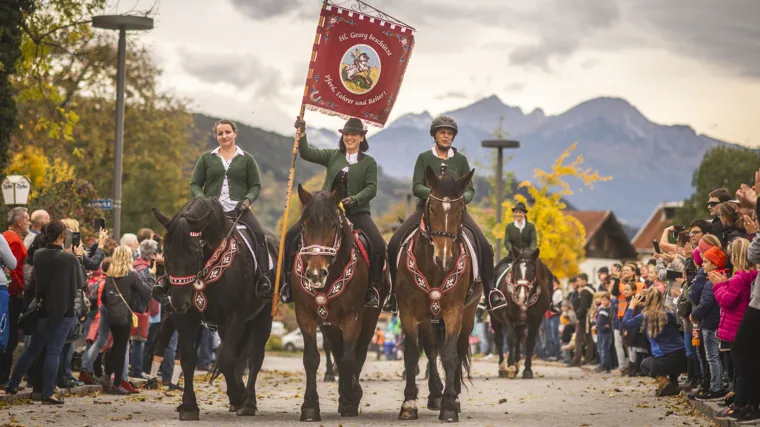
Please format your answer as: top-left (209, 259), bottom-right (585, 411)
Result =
top-left (272, 1), bottom-right (327, 317)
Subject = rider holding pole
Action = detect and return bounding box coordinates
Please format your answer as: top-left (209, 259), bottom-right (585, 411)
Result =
top-left (387, 116), bottom-right (507, 312)
top-left (279, 117), bottom-right (386, 310)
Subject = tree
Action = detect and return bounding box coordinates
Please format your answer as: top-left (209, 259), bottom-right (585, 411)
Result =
top-left (675, 145), bottom-right (760, 225)
top-left (490, 143), bottom-right (612, 278)
top-left (0, 0), bottom-right (35, 172)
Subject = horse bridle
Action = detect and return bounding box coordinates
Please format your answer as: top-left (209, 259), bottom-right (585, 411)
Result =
top-left (299, 209), bottom-right (349, 269)
top-left (421, 193), bottom-right (464, 242)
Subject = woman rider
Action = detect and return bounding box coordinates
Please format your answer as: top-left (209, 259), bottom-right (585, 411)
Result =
top-left (386, 116), bottom-right (507, 312)
top-left (187, 119), bottom-right (274, 298)
top-left (279, 117), bottom-right (386, 309)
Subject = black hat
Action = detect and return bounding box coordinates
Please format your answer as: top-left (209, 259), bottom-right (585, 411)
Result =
top-left (512, 202), bottom-right (528, 213)
top-left (339, 118), bottom-right (367, 135)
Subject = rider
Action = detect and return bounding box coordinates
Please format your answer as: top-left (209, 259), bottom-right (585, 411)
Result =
top-left (181, 119), bottom-right (274, 299)
top-left (279, 117), bottom-right (386, 309)
top-left (386, 116), bottom-right (507, 312)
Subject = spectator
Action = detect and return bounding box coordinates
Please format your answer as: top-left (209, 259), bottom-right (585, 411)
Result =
top-left (545, 276), bottom-right (563, 360)
top-left (24, 210), bottom-right (50, 249)
top-left (597, 267), bottom-right (611, 292)
top-left (0, 207), bottom-right (30, 386)
top-left (120, 233), bottom-right (139, 260)
top-left (0, 233), bottom-right (18, 353)
top-left (691, 245), bottom-right (729, 400)
top-left (100, 245), bottom-right (152, 394)
top-left (130, 239), bottom-right (158, 378)
top-left (4, 220), bottom-right (85, 404)
top-left (719, 202), bottom-right (748, 246)
top-left (711, 238), bottom-right (756, 418)
top-left (623, 287), bottom-right (686, 397)
top-left (708, 188), bottom-right (732, 237)
top-left (61, 218), bottom-right (106, 271)
top-left (570, 273), bottom-right (594, 367)
top-left (596, 293), bottom-right (613, 373)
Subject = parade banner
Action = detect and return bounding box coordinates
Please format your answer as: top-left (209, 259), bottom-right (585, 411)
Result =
top-left (302, 2), bottom-right (416, 128)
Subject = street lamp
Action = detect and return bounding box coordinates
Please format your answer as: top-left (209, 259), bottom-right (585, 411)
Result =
top-left (481, 139), bottom-right (520, 260)
top-left (92, 14), bottom-right (153, 239)
top-left (2, 175), bottom-right (32, 205)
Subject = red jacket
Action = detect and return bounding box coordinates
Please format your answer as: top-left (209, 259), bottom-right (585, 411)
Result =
top-left (3, 230), bottom-right (27, 297)
top-left (713, 269), bottom-right (757, 342)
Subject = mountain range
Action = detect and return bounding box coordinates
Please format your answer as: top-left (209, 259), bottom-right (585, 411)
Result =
top-left (315, 95), bottom-right (734, 226)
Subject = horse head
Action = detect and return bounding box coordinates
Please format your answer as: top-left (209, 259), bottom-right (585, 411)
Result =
top-left (153, 198), bottom-right (226, 314)
top-left (422, 165), bottom-right (474, 270)
top-left (297, 182), bottom-right (347, 289)
top-left (508, 247), bottom-right (544, 307)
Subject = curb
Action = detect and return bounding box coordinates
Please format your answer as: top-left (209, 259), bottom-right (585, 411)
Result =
top-left (683, 393), bottom-right (760, 426)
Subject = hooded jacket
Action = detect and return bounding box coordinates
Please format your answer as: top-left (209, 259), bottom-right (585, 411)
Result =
top-left (713, 269), bottom-right (757, 341)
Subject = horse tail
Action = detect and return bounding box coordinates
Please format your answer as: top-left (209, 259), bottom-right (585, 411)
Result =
top-left (460, 343), bottom-right (472, 388)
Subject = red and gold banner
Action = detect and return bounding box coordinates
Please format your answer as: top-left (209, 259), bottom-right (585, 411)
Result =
top-left (302, 3), bottom-right (415, 128)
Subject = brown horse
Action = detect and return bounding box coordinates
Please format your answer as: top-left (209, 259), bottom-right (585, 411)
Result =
top-left (395, 167), bottom-right (480, 423)
top-left (492, 248), bottom-right (551, 379)
top-left (292, 183), bottom-right (388, 422)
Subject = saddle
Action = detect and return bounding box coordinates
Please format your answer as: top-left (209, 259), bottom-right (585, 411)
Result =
top-left (224, 212), bottom-right (270, 271)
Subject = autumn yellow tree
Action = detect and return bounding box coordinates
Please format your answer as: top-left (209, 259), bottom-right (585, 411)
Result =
top-left (491, 143), bottom-right (612, 278)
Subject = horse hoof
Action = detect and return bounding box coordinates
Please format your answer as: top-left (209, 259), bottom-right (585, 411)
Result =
top-left (300, 408), bottom-right (321, 422)
top-left (324, 374), bottom-right (336, 382)
top-left (339, 406), bottom-right (359, 417)
top-left (229, 404), bottom-right (242, 412)
top-left (399, 401), bottom-right (418, 420)
top-left (178, 409), bottom-right (200, 421)
top-left (439, 409), bottom-right (459, 423)
top-left (236, 406), bottom-right (257, 416)
top-left (522, 369), bottom-right (533, 379)
top-left (498, 370), bottom-right (509, 378)
top-left (427, 396), bottom-right (442, 411)
top-left (506, 366), bottom-right (517, 379)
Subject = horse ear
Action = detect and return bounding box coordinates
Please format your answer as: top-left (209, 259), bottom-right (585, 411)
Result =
top-left (531, 248), bottom-right (540, 260)
top-left (153, 208), bottom-right (170, 230)
top-left (425, 166), bottom-right (438, 188)
top-left (330, 185), bottom-right (343, 206)
top-left (457, 168), bottom-right (475, 192)
top-left (297, 184), bottom-right (313, 206)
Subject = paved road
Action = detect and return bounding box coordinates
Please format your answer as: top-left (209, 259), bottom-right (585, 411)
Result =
top-left (0, 354), bottom-right (711, 426)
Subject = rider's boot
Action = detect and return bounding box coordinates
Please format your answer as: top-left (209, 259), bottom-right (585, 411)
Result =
top-left (365, 254), bottom-right (384, 308)
top-left (255, 240), bottom-right (274, 299)
top-left (483, 275), bottom-right (507, 312)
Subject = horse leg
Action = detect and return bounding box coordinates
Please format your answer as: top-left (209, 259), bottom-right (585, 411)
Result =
top-left (438, 327), bottom-right (461, 422)
top-left (514, 325), bottom-right (524, 377)
top-left (420, 325), bottom-right (443, 411)
top-left (454, 308), bottom-right (475, 413)
top-left (299, 322), bottom-right (322, 422)
top-left (238, 312), bottom-right (272, 416)
top-left (399, 318), bottom-right (420, 420)
top-left (522, 321), bottom-right (539, 380)
top-left (175, 316), bottom-right (200, 420)
top-left (322, 330), bottom-right (337, 382)
top-left (338, 321), bottom-right (362, 417)
top-left (216, 325), bottom-right (245, 412)
top-left (493, 322), bottom-right (507, 377)
top-left (506, 324), bottom-right (518, 379)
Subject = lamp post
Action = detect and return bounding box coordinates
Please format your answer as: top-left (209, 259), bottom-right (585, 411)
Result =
top-left (481, 139), bottom-right (520, 260)
top-left (92, 15), bottom-right (153, 239)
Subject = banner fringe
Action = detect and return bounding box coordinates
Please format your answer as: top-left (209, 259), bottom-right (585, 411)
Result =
top-left (305, 104), bottom-right (385, 129)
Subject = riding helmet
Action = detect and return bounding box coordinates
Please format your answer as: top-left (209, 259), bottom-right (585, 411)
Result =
top-left (429, 116), bottom-right (458, 138)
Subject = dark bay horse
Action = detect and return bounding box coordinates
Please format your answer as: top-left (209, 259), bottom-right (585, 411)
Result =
top-left (292, 183), bottom-right (388, 421)
top-left (395, 166), bottom-right (480, 423)
top-left (153, 198), bottom-right (275, 420)
top-left (492, 248), bottom-right (551, 379)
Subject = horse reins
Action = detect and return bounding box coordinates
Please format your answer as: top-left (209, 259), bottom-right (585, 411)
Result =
top-left (299, 209), bottom-right (349, 270)
top-left (421, 193), bottom-right (464, 242)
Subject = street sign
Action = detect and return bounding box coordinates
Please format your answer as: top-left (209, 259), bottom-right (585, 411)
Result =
top-left (90, 199), bottom-right (113, 210)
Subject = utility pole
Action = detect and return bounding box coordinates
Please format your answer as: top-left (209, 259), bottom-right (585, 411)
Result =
top-left (481, 139), bottom-right (520, 261)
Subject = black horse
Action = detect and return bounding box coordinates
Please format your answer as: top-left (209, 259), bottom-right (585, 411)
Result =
top-left (154, 197), bottom-right (276, 420)
top-left (492, 248), bottom-right (551, 379)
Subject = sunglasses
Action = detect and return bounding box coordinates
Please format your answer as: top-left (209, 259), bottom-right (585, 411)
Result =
top-left (707, 201), bottom-right (719, 208)
top-left (689, 231), bottom-right (702, 236)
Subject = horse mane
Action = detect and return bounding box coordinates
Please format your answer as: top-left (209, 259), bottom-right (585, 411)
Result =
top-left (302, 192), bottom-right (340, 228)
top-left (434, 170), bottom-right (463, 198)
top-left (165, 197), bottom-right (227, 247)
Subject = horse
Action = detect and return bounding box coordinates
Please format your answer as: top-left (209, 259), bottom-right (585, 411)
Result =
top-left (321, 327), bottom-right (338, 382)
top-left (491, 248), bottom-right (551, 379)
top-left (395, 166), bottom-right (480, 423)
top-left (153, 197), bottom-right (276, 420)
top-left (292, 182), bottom-right (388, 421)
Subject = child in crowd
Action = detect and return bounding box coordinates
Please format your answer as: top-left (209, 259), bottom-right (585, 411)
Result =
top-left (595, 293), bottom-right (613, 373)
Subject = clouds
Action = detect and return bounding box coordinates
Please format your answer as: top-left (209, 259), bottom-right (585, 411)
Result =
top-left (227, 0), bottom-right (303, 20)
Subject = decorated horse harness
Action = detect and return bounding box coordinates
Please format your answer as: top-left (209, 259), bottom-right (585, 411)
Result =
top-left (500, 263), bottom-right (541, 321)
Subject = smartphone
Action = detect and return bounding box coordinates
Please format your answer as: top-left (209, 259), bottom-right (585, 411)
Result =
top-left (94, 218), bottom-right (106, 233)
top-left (149, 258), bottom-right (155, 269)
top-left (666, 269), bottom-right (683, 281)
top-left (653, 239), bottom-right (661, 254)
top-left (64, 229), bottom-right (73, 249)
top-left (72, 232), bottom-right (81, 248)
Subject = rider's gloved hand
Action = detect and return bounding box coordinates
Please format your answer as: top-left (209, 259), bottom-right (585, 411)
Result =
top-left (294, 117), bottom-right (306, 133)
top-left (340, 197), bottom-right (354, 208)
top-left (235, 198), bottom-right (252, 214)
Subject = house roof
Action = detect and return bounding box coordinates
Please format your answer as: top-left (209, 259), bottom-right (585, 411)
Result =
top-left (631, 202), bottom-right (684, 253)
top-left (564, 210), bottom-right (610, 244)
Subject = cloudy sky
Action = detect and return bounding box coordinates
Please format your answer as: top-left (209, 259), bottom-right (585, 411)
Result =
top-left (111, 0), bottom-right (760, 145)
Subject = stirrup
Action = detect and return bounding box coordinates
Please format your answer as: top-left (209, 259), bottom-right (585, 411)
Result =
top-left (383, 293), bottom-right (398, 314)
top-left (280, 283), bottom-right (293, 304)
top-left (256, 272), bottom-right (273, 299)
top-left (487, 289), bottom-right (508, 311)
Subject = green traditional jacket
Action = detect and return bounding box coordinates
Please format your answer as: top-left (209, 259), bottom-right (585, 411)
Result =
top-left (503, 221), bottom-right (537, 254)
top-left (298, 135), bottom-right (377, 215)
top-left (189, 149), bottom-right (261, 203)
top-left (412, 147), bottom-right (475, 207)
